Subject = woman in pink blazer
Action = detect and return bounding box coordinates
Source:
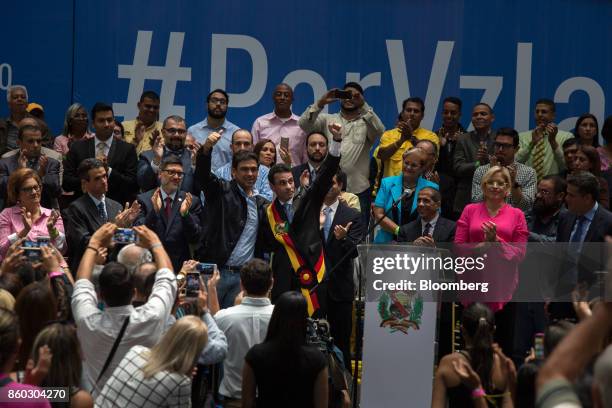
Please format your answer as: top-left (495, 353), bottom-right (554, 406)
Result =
top-left (454, 165), bottom-right (528, 312)
top-left (0, 168), bottom-right (65, 260)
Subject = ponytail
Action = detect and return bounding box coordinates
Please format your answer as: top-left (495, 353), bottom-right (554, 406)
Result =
top-left (462, 303), bottom-right (495, 392)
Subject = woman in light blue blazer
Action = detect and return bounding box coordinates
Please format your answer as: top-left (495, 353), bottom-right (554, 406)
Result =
top-left (373, 148), bottom-right (439, 243)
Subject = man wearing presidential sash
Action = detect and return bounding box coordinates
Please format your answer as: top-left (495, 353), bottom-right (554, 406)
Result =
top-left (259, 123), bottom-right (344, 317)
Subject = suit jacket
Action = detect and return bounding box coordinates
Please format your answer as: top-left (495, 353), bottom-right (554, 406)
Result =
top-left (135, 189), bottom-right (202, 272)
top-left (63, 138), bottom-right (138, 204)
top-left (397, 216), bottom-right (456, 244)
top-left (452, 130), bottom-right (495, 214)
top-left (555, 205), bottom-right (612, 289)
top-left (137, 148), bottom-right (197, 194)
top-left (323, 201), bottom-right (364, 302)
top-left (63, 194), bottom-right (123, 272)
top-left (291, 162), bottom-right (314, 187)
top-left (0, 153), bottom-right (61, 209)
top-left (259, 152), bottom-right (341, 309)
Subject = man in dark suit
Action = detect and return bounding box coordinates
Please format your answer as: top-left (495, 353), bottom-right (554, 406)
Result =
top-left (0, 124), bottom-right (60, 209)
top-left (135, 155), bottom-right (202, 272)
top-left (321, 168), bottom-right (364, 369)
top-left (453, 103), bottom-right (496, 217)
top-left (291, 131), bottom-right (328, 188)
top-left (63, 103), bottom-right (138, 204)
top-left (63, 158), bottom-right (139, 272)
top-left (398, 187), bottom-right (455, 245)
top-left (137, 115), bottom-right (197, 194)
top-left (259, 123), bottom-right (343, 317)
top-left (551, 172), bottom-right (612, 319)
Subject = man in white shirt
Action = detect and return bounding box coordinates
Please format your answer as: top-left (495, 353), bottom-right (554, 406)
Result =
top-left (71, 223), bottom-right (177, 395)
top-left (214, 259), bottom-right (274, 408)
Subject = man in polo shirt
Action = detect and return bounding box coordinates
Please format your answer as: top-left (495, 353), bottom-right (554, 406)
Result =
top-left (299, 82), bottom-right (384, 220)
top-left (122, 90), bottom-right (163, 155)
top-left (188, 89), bottom-right (240, 171)
top-left (214, 259), bottom-right (274, 408)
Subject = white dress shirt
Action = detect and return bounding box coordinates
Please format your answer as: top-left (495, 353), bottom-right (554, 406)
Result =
top-left (71, 267), bottom-right (177, 395)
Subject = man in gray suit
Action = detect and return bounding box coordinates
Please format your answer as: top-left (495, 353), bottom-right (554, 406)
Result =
top-left (0, 124), bottom-right (60, 209)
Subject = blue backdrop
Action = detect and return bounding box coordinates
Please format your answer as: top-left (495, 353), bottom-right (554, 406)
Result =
top-left (1, 0), bottom-right (610, 137)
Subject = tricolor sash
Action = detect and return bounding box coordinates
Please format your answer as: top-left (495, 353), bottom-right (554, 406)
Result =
top-left (267, 201), bottom-right (325, 316)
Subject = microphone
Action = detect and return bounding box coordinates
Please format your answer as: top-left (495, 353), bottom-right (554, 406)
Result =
top-left (392, 188), bottom-right (414, 208)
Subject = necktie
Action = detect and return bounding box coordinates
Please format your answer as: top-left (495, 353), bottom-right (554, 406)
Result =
top-left (97, 142), bottom-right (107, 159)
top-left (532, 139), bottom-right (546, 181)
top-left (97, 201), bottom-right (107, 221)
top-left (570, 216), bottom-right (586, 243)
top-left (423, 222), bottom-right (432, 237)
top-left (164, 197), bottom-right (173, 219)
top-left (310, 168), bottom-right (317, 183)
top-left (285, 202), bottom-right (294, 223)
top-left (323, 207), bottom-right (333, 240)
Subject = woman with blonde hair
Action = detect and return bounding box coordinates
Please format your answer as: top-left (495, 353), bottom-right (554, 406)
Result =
top-left (96, 316), bottom-right (208, 407)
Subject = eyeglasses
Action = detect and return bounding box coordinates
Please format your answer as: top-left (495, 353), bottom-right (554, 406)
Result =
top-left (162, 169), bottom-right (184, 178)
top-left (494, 142), bottom-right (515, 151)
top-left (164, 128), bottom-right (187, 135)
top-left (21, 185), bottom-right (41, 193)
top-left (485, 181), bottom-right (508, 188)
top-left (209, 98), bottom-right (227, 106)
top-left (537, 189), bottom-right (553, 196)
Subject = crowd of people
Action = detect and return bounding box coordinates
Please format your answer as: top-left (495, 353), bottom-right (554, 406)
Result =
top-left (0, 81), bottom-right (611, 407)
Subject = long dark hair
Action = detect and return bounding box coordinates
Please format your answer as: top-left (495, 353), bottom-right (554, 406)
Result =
top-left (574, 113), bottom-right (600, 147)
top-left (462, 303), bottom-right (495, 391)
top-left (264, 291), bottom-right (308, 350)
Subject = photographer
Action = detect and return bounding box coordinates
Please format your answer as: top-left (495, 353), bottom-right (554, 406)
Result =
top-left (471, 128), bottom-right (537, 212)
top-left (71, 223), bottom-right (176, 395)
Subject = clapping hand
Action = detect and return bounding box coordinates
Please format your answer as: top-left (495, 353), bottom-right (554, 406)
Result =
top-left (481, 221), bottom-right (497, 242)
top-left (115, 201), bottom-right (141, 227)
top-left (333, 222), bottom-right (353, 240)
top-left (180, 193), bottom-right (192, 216)
top-left (328, 123), bottom-right (343, 141)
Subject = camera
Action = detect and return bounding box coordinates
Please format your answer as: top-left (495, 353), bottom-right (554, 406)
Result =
top-left (196, 263), bottom-right (216, 275)
top-left (21, 240), bottom-right (42, 262)
top-left (113, 228), bottom-right (137, 244)
top-left (185, 272), bottom-right (200, 297)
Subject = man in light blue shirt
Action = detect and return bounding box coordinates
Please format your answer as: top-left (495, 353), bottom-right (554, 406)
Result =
top-left (213, 129), bottom-right (273, 201)
top-left (187, 89), bottom-right (240, 171)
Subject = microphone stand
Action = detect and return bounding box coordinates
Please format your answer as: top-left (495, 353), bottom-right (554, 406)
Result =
top-left (328, 189), bottom-right (410, 408)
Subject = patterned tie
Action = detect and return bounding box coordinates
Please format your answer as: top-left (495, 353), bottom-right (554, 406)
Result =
top-left (423, 222), bottom-right (432, 237)
top-left (323, 207), bottom-right (333, 240)
top-left (164, 197), bottom-right (173, 219)
top-left (285, 202), bottom-right (294, 223)
top-left (96, 142), bottom-right (107, 160)
top-left (97, 201), bottom-right (107, 221)
top-left (532, 139), bottom-right (546, 181)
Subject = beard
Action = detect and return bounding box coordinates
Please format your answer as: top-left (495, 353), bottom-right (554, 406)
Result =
top-left (532, 198), bottom-right (557, 217)
top-left (207, 107), bottom-right (227, 119)
top-left (308, 152), bottom-right (324, 163)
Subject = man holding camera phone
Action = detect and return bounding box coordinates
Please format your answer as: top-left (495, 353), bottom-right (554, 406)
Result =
top-left (299, 82), bottom-right (384, 222)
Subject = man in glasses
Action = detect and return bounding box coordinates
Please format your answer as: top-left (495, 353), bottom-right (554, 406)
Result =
top-left (122, 90), bottom-right (163, 155)
top-left (135, 155), bottom-right (202, 272)
top-left (138, 115), bottom-right (197, 194)
top-left (188, 89), bottom-right (240, 171)
top-left (471, 127), bottom-right (537, 212)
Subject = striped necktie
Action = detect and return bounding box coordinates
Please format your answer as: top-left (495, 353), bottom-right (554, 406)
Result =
top-left (532, 139), bottom-right (546, 181)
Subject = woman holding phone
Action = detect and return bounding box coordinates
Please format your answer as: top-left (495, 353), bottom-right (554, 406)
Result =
top-left (0, 168), bottom-right (65, 261)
